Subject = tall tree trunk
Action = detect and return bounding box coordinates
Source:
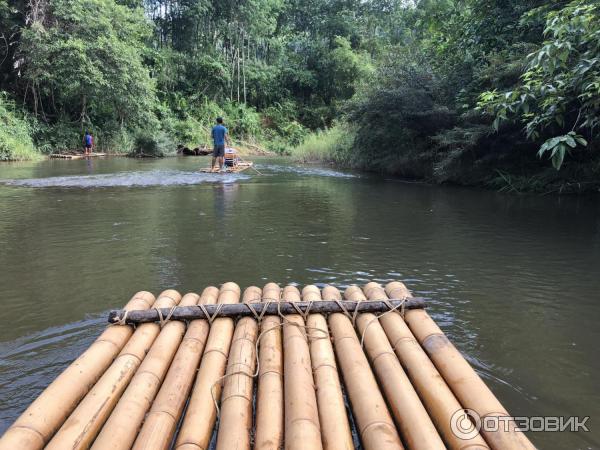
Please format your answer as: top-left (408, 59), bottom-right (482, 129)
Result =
top-left (242, 35), bottom-right (246, 104)
top-left (236, 46), bottom-right (240, 103)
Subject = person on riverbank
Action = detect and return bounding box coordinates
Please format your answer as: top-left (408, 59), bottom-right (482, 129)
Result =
top-left (211, 117), bottom-right (231, 171)
top-left (83, 131), bottom-right (93, 155)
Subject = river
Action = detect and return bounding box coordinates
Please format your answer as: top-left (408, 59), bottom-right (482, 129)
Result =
top-left (0, 157), bottom-right (598, 449)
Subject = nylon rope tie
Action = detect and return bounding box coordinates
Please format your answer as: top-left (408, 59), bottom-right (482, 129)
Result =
top-left (351, 298), bottom-right (362, 327)
top-left (245, 300), bottom-right (273, 326)
top-left (211, 292), bottom-right (282, 420)
top-left (154, 305), bottom-right (177, 328)
top-left (359, 297), bottom-right (407, 349)
top-left (198, 302), bottom-right (225, 325)
top-left (277, 300), bottom-right (324, 340)
top-left (333, 298), bottom-right (353, 323)
top-left (114, 310), bottom-right (129, 326)
top-left (211, 295), bottom-right (281, 420)
top-left (212, 294), bottom-right (330, 419)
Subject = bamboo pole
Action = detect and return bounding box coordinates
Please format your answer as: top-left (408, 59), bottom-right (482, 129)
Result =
top-left (44, 290), bottom-right (181, 450)
top-left (0, 292), bottom-right (156, 450)
top-left (347, 285), bottom-right (445, 450)
top-left (303, 285), bottom-right (353, 450)
top-left (215, 286), bottom-right (261, 450)
top-left (282, 285), bottom-right (322, 450)
top-left (92, 288), bottom-right (218, 450)
top-left (363, 282), bottom-right (489, 450)
top-left (324, 285), bottom-right (403, 450)
top-left (174, 282), bottom-right (241, 450)
top-left (135, 284), bottom-right (238, 450)
top-left (108, 298), bottom-right (426, 324)
top-left (386, 281), bottom-right (535, 450)
top-left (254, 282), bottom-right (284, 450)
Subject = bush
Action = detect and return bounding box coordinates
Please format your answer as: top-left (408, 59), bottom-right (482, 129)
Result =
top-left (347, 55), bottom-right (456, 177)
top-left (262, 102), bottom-right (308, 147)
top-left (35, 119), bottom-right (83, 153)
top-left (172, 116), bottom-right (210, 148)
top-left (0, 94), bottom-right (41, 161)
top-left (288, 124), bottom-right (355, 164)
top-left (184, 100), bottom-right (263, 143)
top-left (105, 127), bottom-right (135, 154)
top-left (130, 129), bottom-right (176, 157)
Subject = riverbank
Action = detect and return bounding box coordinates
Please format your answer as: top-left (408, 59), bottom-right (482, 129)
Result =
top-left (288, 125), bottom-right (600, 195)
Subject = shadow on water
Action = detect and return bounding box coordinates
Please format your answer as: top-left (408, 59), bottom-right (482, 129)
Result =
top-left (0, 157), bottom-right (599, 448)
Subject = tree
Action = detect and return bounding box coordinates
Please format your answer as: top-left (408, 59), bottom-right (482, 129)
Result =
top-left (479, 0), bottom-right (599, 169)
top-left (19, 0), bottom-right (157, 129)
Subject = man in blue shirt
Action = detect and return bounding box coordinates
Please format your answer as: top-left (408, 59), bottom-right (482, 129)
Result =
top-left (83, 131), bottom-right (93, 155)
top-left (211, 117), bottom-right (231, 171)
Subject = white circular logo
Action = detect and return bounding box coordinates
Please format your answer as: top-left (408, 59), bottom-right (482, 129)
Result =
top-left (450, 408), bottom-right (481, 440)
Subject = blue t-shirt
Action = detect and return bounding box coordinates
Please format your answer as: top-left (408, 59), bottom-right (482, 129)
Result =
top-left (85, 134), bottom-right (92, 146)
top-left (212, 125), bottom-right (227, 146)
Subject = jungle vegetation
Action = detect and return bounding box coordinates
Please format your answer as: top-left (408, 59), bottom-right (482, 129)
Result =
top-left (0, 0), bottom-right (598, 192)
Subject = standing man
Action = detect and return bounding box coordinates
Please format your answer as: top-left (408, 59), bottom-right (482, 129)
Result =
top-left (83, 131), bottom-right (93, 155)
top-left (211, 117), bottom-right (231, 171)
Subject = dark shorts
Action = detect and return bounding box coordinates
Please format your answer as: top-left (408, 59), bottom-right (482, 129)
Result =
top-left (213, 144), bottom-right (225, 157)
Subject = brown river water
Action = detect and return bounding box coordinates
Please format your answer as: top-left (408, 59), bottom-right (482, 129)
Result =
top-left (0, 157), bottom-right (599, 448)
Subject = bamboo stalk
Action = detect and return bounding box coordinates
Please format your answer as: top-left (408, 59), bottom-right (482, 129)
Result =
top-left (303, 285), bottom-right (353, 450)
top-left (45, 290), bottom-right (181, 450)
top-left (92, 288), bottom-right (218, 450)
top-left (135, 284), bottom-right (238, 450)
top-left (324, 285), bottom-right (403, 450)
top-left (254, 282), bottom-right (284, 450)
top-left (108, 298), bottom-right (426, 324)
top-left (0, 291), bottom-right (156, 450)
top-left (283, 285), bottom-right (323, 450)
top-left (174, 282), bottom-right (241, 450)
top-left (348, 285), bottom-right (445, 449)
top-left (215, 286), bottom-right (261, 450)
top-left (362, 282), bottom-right (489, 450)
top-left (386, 282), bottom-right (535, 450)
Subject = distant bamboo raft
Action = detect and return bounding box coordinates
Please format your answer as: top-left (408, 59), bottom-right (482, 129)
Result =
top-left (50, 152), bottom-right (107, 159)
top-left (0, 281), bottom-right (535, 450)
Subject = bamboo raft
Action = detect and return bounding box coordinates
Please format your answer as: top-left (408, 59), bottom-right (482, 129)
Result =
top-left (50, 152), bottom-right (107, 159)
top-left (199, 161), bottom-right (254, 173)
top-left (0, 281), bottom-right (535, 450)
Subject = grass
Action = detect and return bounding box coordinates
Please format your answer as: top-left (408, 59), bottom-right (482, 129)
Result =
top-left (288, 124), bottom-right (355, 164)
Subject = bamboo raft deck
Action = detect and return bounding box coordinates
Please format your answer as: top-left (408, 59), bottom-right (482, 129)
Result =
top-left (0, 281), bottom-right (535, 450)
top-left (50, 152), bottom-right (107, 159)
top-left (199, 161), bottom-right (254, 173)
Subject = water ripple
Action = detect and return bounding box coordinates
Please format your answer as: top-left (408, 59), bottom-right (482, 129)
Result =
top-left (258, 164), bottom-right (357, 178)
top-left (1, 169), bottom-right (250, 188)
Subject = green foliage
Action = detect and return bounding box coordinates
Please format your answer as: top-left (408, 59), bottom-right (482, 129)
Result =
top-left (130, 130), bottom-right (176, 157)
top-left (1, 0), bottom-right (599, 191)
top-left (15, 0), bottom-right (161, 152)
top-left (0, 93), bottom-right (41, 160)
top-left (537, 131), bottom-right (588, 169)
top-left (172, 116), bottom-right (210, 149)
top-left (262, 102), bottom-right (308, 147)
top-left (106, 127), bottom-right (135, 154)
top-left (479, 0), bottom-right (600, 169)
top-left (289, 124), bottom-right (355, 164)
top-left (346, 51), bottom-right (456, 177)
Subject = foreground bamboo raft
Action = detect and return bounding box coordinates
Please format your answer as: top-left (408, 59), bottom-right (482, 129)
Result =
top-left (0, 281), bottom-right (535, 450)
